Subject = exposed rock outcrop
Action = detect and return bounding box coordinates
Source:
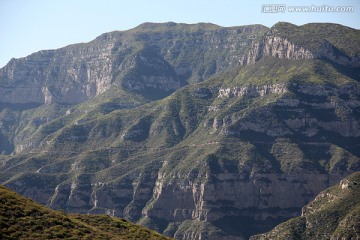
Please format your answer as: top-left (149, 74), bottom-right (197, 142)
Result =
top-left (317, 39), bottom-right (360, 67)
top-left (250, 172), bottom-right (360, 240)
top-left (143, 172), bottom-right (347, 239)
top-left (0, 45), bottom-right (113, 105)
top-left (241, 23), bottom-right (360, 67)
top-left (214, 82), bottom-right (360, 138)
top-left (218, 83), bottom-right (288, 98)
top-left (242, 36), bottom-right (314, 65)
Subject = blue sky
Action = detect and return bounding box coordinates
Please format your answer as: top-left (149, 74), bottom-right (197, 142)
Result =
top-left (0, 0), bottom-right (359, 68)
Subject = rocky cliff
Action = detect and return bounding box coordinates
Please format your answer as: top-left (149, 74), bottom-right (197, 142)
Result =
top-left (218, 83), bottom-right (288, 98)
top-left (250, 172), bottom-right (360, 240)
top-left (216, 81), bottom-right (360, 138)
top-left (241, 22), bottom-right (360, 67)
top-left (242, 36), bottom-right (314, 65)
top-left (0, 22), bottom-right (267, 106)
top-left (0, 22), bottom-right (360, 240)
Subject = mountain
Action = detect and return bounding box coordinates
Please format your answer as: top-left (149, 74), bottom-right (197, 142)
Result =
top-left (250, 172), bottom-right (360, 240)
top-left (0, 22), bottom-right (360, 239)
top-left (0, 184), bottom-right (171, 239)
top-left (0, 22), bottom-right (267, 154)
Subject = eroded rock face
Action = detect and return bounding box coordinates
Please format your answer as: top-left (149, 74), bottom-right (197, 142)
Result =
top-left (0, 45), bottom-right (114, 105)
top-left (143, 172), bottom-right (347, 239)
top-left (242, 36), bottom-right (314, 65)
top-left (218, 83), bottom-right (288, 98)
top-left (215, 82), bottom-right (360, 138)
top-left (250, 172), bottom-right (360, 240)
top-left (317, 40), bottom-right (360, 67)
top-left (25, 158), bottom-right (351, 239)
top-left (7, 163), bottom-right (349, 240)
top-left (0, 23), bottom-right (268, 105)
top-left (242, 34), bottom-right (360, 67)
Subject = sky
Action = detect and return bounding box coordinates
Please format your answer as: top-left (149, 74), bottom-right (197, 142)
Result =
top-left (0, 0), bottom-right (359, 68)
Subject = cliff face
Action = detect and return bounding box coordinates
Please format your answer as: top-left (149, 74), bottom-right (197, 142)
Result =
top-left (1, 22), bottom-right (360, 240)
top-left (0, 44), bottom-right (114, 105)
top-left (144, 173), bottom-right (347, 239)
top-left (242, 34), bottom-right (360, 67)
top-left (215, 82), bottom-right (360, 138)
top-left (0, 23), bottom-right (267, 105)
top-left (242, 36), bottom-right (314, 65)
top-left (250, 172), bottom-right (360, 240)
top-left (218, 83), bottom-right (288, 98)
top-left (242, 22), bottom-right (360, 67)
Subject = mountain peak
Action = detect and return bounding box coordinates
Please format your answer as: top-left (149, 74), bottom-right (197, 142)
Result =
top-left (130, 21), bottom-right (222, 33)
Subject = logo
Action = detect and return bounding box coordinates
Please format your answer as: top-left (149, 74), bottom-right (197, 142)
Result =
top-left (261, 4), bottom-right (286, 13)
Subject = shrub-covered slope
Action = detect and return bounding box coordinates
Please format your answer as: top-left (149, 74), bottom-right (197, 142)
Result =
top-left (0, 185), bottom-right (171, 240)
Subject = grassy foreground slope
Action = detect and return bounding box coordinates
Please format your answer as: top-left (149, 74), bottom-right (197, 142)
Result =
top-left (0, 185), bottom-right (171, 240)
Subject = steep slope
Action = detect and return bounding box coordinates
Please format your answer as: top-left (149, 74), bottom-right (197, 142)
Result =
top-left (0, 22), bottom-right (360, 240)
top-left (0, 185), bottom-right (171, 239)
top-left (250, 172), bottom-right (360, 240)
